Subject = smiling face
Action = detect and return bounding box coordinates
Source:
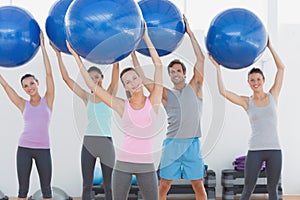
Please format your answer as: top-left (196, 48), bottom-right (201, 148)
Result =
top-left (22, 77), bottom-right (39, 96)
top-left (121, 69), bottom-right (142, 95)
top-left (248, 72), bottom-right (265, 92)
top-left (168, 63), bottom-right (186, 85)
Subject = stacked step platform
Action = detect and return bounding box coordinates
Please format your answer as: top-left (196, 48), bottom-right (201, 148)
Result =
top-left (92, 169), bottom-right (216, 199)
top-left (221, 169), bottom-right (282, 200)
top-left (167, 169), bottom-right (216, 200)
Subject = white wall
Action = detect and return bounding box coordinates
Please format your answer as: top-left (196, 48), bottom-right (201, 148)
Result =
top-left (0, 0), bottom-right (299, 197)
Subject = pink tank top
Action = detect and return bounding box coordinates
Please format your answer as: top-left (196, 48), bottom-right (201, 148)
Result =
top-left (19, 98), bottom-right (51, 149)
top-left (117, 97), bottom-right (157, 163)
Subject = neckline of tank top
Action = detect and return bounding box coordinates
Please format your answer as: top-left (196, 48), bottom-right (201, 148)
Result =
top-left (28, 98), bottom-right (43, 107)
top-left (250, 94), bottom-right (271, 108)
top-left (128, 97), bottom-right (148, 111)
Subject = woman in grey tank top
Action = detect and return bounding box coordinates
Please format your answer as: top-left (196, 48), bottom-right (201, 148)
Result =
top-left (209, 37), bottom-right (285, 200)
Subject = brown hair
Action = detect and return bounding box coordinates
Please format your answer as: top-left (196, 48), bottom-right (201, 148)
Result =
top-left (248, 67), bottom-right (265, 80)
top-left (20, 74), bottom-right (38, 85)
top-left (167, 59), bottom-right (186, 74)
top-left (88, 66), bottom-right (103, 78)
top-left (120, 67), bottom-right (139, 85)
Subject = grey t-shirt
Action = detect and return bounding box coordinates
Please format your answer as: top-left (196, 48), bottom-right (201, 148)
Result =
top-left (165, 84), bottom-right (203, 138)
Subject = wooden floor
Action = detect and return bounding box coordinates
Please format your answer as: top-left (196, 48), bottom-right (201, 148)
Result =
top-left (7, 196), bottom-right (300, 200)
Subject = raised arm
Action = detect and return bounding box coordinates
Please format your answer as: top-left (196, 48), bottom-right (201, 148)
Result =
top-left (142, 24), bottom-right (163, 113)
top-left (209, 55), bottom-right (248, 110)
top-left (50, 42), bottom-right (89, 105)
top-left (131, 51), bottom-right (154, 93)
top-left (40, 31), bottom-right (55, 110)
top-left (185, 15), bottom-right (205, 98)
top-left (107, 62), bottom-right (119, 96)
top-left (0, 74), bottom-right (26, 111)
top-left (268, 38), bottom-right (285, 102)
top-left (66, 41), bottom-right (124, 117)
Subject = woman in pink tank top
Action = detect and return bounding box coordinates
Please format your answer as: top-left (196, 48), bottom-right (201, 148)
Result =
top-left (0, 31), bottom-right (54, 200)
top-left (67, 23), bottom-right (163, 200)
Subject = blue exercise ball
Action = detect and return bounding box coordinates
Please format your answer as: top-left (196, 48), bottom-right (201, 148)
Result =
top-left (137, 0), bottom-right (185, 57)
top-left (46, 0), bottom-right (73, 54)
top-left (0, 6), bottom-right (40, 68)
top-left (65, 0), bottom-right (144, 64)
top-left (206, 8), bottom-right (267, 69)
top-left (93, 166), bottom-right (103, 185)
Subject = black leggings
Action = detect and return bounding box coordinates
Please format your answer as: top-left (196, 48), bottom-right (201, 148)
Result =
top-left (81, 136), bottom-right (115, 200)
top-left (17, 147), bottom-right (52, 198)
top-left (240, 150), bottom-right (282, 200)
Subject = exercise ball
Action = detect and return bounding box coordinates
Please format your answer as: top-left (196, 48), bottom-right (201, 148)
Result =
top-left (29, 186), bottom-right (71, 200)
top-left (132, 175), bottom-right (137, 185)
top-left (0, 6), bottom-right (40, 68)
top-left (93, 166), bottom-right (103, 185)
top-left (65, 0), bottom-right (144, 64)
top-left (46, 0), bottom-right (73, 54)
top-left (206, 8), bottom-right (267, 69)
top-left (137, 0), bottom-right (185, 57)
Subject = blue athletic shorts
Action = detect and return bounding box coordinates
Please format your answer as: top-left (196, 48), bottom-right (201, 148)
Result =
top-left (159, 137), bottom-right (204, 180)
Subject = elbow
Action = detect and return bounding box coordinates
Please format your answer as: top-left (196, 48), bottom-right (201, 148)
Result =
top-left (196, 51), bottom-right (205, 62)
top-left (195, 59), bottom-right (204, 68)
top-left (155, 61), bottom-right (163, 69)
top-left (62, 76), bottom-right (69, 83)
top-left (197, 55), bottom-right (205, 63)
top-left (46, 73), bottom-right (53, 80)
top-left (279, 66), bottom-right (285, 71)
top-left (46, 71), bottom-right (53, 77)
top-left (219, 89), bottom-right (226, 98)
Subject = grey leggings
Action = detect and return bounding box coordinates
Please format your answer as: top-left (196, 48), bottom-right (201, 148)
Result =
top-left (17, 147), bottom-right (52, 198)
top-left (240, 150), bottom-right (282, 200)
top-left (112, 161), bottom-right (158, 200)
top-left (81, 136), bottom-right (115, 200)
